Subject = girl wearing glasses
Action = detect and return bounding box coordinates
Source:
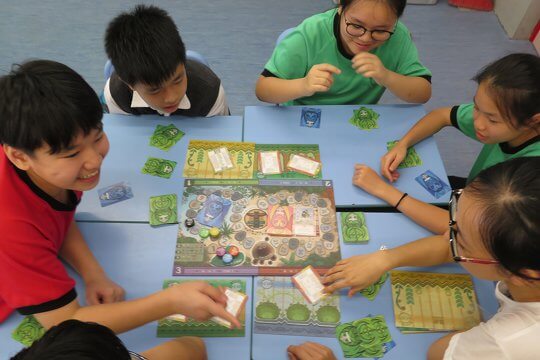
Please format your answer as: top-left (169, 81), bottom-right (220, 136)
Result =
top-left (352, 53), bottom-right (540, 235)
top-left (255, 0), bottom-right (431, 105)
top-left (324, 157), bottom-right (540, 359)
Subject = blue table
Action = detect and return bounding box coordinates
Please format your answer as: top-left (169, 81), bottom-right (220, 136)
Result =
top-left (244, 105), bottom-right (449, 208)
top-left (251, 212), bottom-right (499, 360)
top-left (76, 114), bottom-right (243, 223)
top-left (0, 223), bottom-right (253, 360)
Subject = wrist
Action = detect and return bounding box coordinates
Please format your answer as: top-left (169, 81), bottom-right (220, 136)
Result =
top-left (378, 186), bottom-right (402, 205)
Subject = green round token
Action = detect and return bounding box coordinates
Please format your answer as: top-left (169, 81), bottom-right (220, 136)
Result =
top-left (199, 228), bottom-right (210, 238)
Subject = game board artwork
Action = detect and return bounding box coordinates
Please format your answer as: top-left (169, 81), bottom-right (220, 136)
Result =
top-left (183, 140), bottom-right (256, 179)
top-left (390, 271), bottom-right (483, 333)
top-left (157, 279), bottom-right (246, 337)
top-left (254, 144), bottom-right (322, 179)
top-left (254, 276), bottom-right (341, 337)
top-left (173, 179), bottom-right (341, 276)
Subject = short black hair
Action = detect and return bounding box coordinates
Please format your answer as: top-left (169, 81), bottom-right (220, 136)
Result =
top-left (11, 320), bottom-right (131, 360)
top-left (467, 157), bottom-right (540, 279)
top-left (473, 53), bottom-right (540, 128)
top-left (0, 59), bottom-right (103, 155)
top-left (104, 4), bottom-right (186, 87)
top-left (339, 0), bottom-right (406, 18)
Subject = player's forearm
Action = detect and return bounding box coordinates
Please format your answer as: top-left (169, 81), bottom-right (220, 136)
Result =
top-left (255, 76), bottom-right (307, 104)
top-left (382, 234), bottom-right (453, 270)
top-left (398, 107), bottom-right (453, 149)
top-left (382, 73), bottom-right (431, 103)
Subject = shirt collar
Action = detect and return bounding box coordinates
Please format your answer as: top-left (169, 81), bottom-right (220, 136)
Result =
top-left (130, 91), bottom-right (191, 116)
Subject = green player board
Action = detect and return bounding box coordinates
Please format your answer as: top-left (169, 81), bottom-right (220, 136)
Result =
top-left (157, 279), bottom-right (246, 337)
top-left (172, 179), bottom-right (341, 276)
top-left (254, 276), bottom-right (341, 337)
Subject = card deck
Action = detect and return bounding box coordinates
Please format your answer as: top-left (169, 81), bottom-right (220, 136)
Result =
top-left (98, 181), bottom-right (134, 207)
top-left (211, 288), bottom-right (248, 328)
top-left (292, 265), bottom-right (327, 304)
top-left (196, 194), bottom-right (232, 227)
top-left (415, 170), bottom-right (451, 199)
top-left (208, 147), bottom-right (234, 173)
top-left (286, 154), bottom-right (322, 177)
top-left (258, 150), bottom-right (283, 175)
top-left (142, 157), bottom-right (177, 179)
top-left (300, 107), bottom-right (321, 128)
top-left (335, 315), bottom-right (393, 358)
top-left (149, 124), bottom-right (185, 151)
top-left (149, 194), bottom-right (178, 226)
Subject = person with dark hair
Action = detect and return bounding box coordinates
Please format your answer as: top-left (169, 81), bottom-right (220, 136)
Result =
top-left (11, 320), bottom-right (206, 360)
top-left (324, 157), bottom-right (540, 359)
top-left (104, 4), bottom-right (229, 117)
top-left (352, 53), bottom-right (540, 235)
top-left (0, 59), bottom-right (240, 360)
top-left (255, 0), bottom-right (431, 105)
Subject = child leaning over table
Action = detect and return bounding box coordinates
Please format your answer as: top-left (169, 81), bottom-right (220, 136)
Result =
top-left (103, 4), bottom-right (229, 117)
top-left (0, 59), bottom-right (239, 359)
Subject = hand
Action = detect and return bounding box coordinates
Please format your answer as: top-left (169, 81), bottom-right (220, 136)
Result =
top-left (322, 251), bottom-right (390, 297)
top-left (381, 142), bottom-right (408, 182)
top-left (85, 275), bottom-right (125, 305)
top-left (166, 281), bottom-right (242, 328)
top-left (351, 52), bottom-right (389, 86)
top-left (288, 342), bottom-right (337, 360)
top-left (302, 64), bottom-right (341, 96)
top-left (352, 164), bottom-right (392, 198)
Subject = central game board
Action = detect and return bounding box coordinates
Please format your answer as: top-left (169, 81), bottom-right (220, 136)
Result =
top-left (172, 179), bottom-right (341, 276)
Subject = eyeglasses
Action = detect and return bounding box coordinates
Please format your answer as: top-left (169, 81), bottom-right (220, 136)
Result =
top-left (449, 189), bottom-right (499, 265)
top-left (343, 15), bottom-right (394, 42)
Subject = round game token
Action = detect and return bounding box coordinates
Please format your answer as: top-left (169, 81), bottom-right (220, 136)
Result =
top-left (216, 247), bottom-right (226, 257)
top-left (209, 227), bottom-right (221, 238)
top-left (222, 253), bottom-right (233, 264)
top-left (185, 218), bottom-right (195, 228)
top-left (228, 246), bottom-right (239, 257)
top-left (199, 228), bottom-right (210, 238)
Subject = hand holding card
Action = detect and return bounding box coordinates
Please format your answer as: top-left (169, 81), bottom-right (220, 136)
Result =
top-left (292, 266), bottom-right (327, 304)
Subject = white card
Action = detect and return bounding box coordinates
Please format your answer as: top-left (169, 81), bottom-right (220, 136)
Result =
top-left (166, 313), bottom-right (187, 322)
top-left (211, 288), bottom-right (247, 328)
top-left (287, 154), bottom-right (321, 176)
top-left (208, 147), bottom-right (234, 173)
top-left (259, 151), bottom-right (282, 175)
top-left (292, 266), bottom-right (326, 304)
top-left (293, 206), bottom-right (317, 236)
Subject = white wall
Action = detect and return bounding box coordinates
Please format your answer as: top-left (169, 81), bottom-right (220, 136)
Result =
top-left (495, 0), bottom-right (540, 39)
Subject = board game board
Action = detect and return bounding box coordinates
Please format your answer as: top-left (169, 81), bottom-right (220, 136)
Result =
top-left (254, 276), bottom-right (340, 337)
top-left (157, 279), bottom-right (246, 337)
top-left (182, 140), bottom-right (322, 179)
top-left (173, 179), bottom-right (341, 276)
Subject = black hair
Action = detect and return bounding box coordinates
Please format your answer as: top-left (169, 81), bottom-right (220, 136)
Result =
top-left (473, 53), bottom-right (540, 128)
top-left (467, 157), bottom-right (540, 279)
top-left (0, 60), bottom-right (103, 155)
top-left (104, 4), bottom-right (186, 87)
top-left (339, 0), bottom-right (406, 17)
top-left (11, 320), bottom-right (131, 360)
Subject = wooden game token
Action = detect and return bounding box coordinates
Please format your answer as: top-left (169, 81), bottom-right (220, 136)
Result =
top-left (222, 253), bottom-right (233, 264)
top-left (199, 228), bottom-right (210, 238)
top-left (185, 218), bottom-right (195, 228)
top-left (209, 227), bottom-right (221, 238)
top-left (216, 247), bottom-right (226, 257)
top-left (189, 200), bottom-right (201, 209)
top-left (228, 246), bottom-right (239, 257)
top-left (320, 224), bottom-right (332, 233)
top-left (196, 194), bottom-right (207, 203)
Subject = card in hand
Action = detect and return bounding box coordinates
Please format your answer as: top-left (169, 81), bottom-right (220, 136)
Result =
top-left (292, 265), bottom-right (327, 304)
top-left (211, 288), bottom-right (247, 329)
top-left (415, 170), bottom-right (451, 199)
top-left (300, 107), bottom-right (321, 128)
top-left (98, 181), bottom-right (134, 207)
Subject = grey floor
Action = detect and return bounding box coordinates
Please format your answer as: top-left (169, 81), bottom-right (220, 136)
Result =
top-left (0, 0), bottom-right (535, 176)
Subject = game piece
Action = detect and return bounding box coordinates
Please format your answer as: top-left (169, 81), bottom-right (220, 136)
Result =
top-left (228, 245), bottom-right (239, 256)
top-left (386, 140), bottom-right (423, 168)
top-left (390, 271), bottom-right (482, 332)
top-left (267, 205), bottom-right (294, 236)
top-left (211, 287), bottom-right (248, 328)
top-left (254, 276), bottom-right (341, 337)
top-left (209, 227), bottom-right (221, 238)
top-left (222, 253), bottom-right (233, 264)
top-left (142, 157), bottom-right (177, 179)
top-left (349, 106), bottom-right (380, 130)
top-left (286, 154), bottom-right (322, 177)
top-left (415, 170), bottom-right (451, 199)
top-left (359, 273), bottom-right (388, 301)
top-left (293, 206), bottom-right (318, 237)
top-left (199, 228), bottom-right (210, 238)
top-left (208, 146), bottom-right (235, 173)
top-left (196, 194), bottom-right (232, 228)
top-left (292, 266), bottom-right (327, 304)
top-left (149, 194), bottom-right (178, 226)
top-left (11, 315), bottom-right (45, 347)
top-left (216, 247), bottom-right (226, 257)
top-left (341, 212), bottom-right (369, 243)
top-left (97, 181), bottom-right (134, 207)
top-left (258, 150), bottom-right (283, 175)
top-left (300, 107), bottom-right (321, 128)
top-left (149, 123), bottom-right (185, 151)
top-left (185, 218), bottom-right (195, 228)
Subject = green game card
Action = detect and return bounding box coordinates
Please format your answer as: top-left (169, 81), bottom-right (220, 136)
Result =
top-left (359, 273), bottom-right (388, 301)
top-left (149, 124), bottom-right (185, 151)
top-left (149, 194), bottom-right (178, 226)
top-left (349, 106), bottom-right (379, 130)
top-left (336, 315), bottom-right (393, 358)
top-left (386, 140), bottom-right (422, 168)
top-left (12, 315), bottom-right (45, 347)
top-left (341, 212), bottom-right (369, 243)
top-left (142, 157), bottom-right (177, 179)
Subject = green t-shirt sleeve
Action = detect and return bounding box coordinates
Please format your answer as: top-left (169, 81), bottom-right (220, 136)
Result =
top-left (451, 103), bottom-right (478, 140)
top-left (264, 29), bottom-right (309, 80)
top-left (392, 23), bottom-right (431, 78)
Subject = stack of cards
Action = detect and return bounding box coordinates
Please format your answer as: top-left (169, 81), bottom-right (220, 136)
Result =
top-left (286, 154), bottom-right (322, 177)
top-left (142, 157), bottom-right (177, 179)
top-left (292, 266), bottom-right (327, 304)
top-left (149, 194), bottom-right (178, 226)
top-left (208, 147), bottom-right (234, 173)
top-left (149, 123), bottom-right (185, 151)
top-left (335, 315), bottom-right (395, 358)
top-left (211, 288), bottom-right (248, 328)
top-left (258, 150), bottom-right (283, 175)
top-left (98, 181), bottom-right (134, 207)
top-left (300, 107), bottom-right (321, 128)
top-left (415, 170), bottom-right (451, 199)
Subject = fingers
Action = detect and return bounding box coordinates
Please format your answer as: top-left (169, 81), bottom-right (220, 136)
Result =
top-left (100, 288), bottom-right (116, 304)
top-left (200, 283), bottom-right (228, 304)
top-left (86, 292), bottom-right (100, 306)
top-left (316, 63), bottom-right (341, 75)
top-left (208, 302), bottom-right (242, 329)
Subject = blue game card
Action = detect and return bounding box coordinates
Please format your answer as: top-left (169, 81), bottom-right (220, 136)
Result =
top-left (415, 170), bottom-right (451, 199)
top-left (196, 194), bottom-right (232, 227)
top-left (300, 107), bottom-right (321, 128)
top-left (98, 181), bottom-right (134, 207)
